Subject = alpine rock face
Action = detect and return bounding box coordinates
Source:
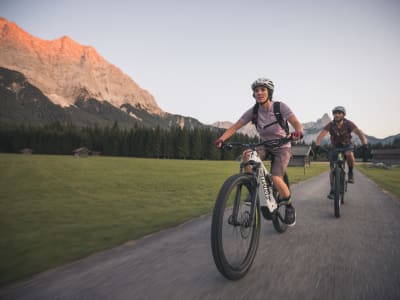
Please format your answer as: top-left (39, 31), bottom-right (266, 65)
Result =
top-left (0, 18), bottom-right (204, 129)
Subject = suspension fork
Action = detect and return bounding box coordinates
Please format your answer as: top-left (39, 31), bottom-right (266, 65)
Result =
top-left (228, 178), bottom-right (258, 227)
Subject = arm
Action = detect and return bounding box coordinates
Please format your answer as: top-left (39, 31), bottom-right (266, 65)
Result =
top-left (353, 127), bottom-right (368, 145)
top-left (215, 119), bottom-right (246, 147)
top-left (316, 129), bottom-right (329, 146)
top-left (287, 114), bottom-right (303, 141)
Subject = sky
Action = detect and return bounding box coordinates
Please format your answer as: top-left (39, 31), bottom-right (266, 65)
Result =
top-left (1, 0), bottom-right (400, 138)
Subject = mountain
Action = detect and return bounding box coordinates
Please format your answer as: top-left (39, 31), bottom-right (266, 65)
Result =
top-left (0, 18), bottom-right (205, 129)
top-left (212, 121), bottom-right (258, 137)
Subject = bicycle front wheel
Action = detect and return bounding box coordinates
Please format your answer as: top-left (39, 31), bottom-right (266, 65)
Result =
top-left (211, 173), bottom-right (261, 280)
top-left (340, 170), bottom-right (346, 204)
top-left (334, 167), bottom-right (341, 218)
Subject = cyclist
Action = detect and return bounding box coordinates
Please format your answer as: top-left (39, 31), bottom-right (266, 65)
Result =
top-left (215, 78), bottom-right (303, 226)
top-left (315, 106), bottom-right (368, 199)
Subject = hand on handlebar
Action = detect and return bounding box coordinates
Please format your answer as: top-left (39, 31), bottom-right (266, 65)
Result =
top-left (215, 138), bottom-right (224, 148)
top-left (291, 131), bottom-right (303, 141)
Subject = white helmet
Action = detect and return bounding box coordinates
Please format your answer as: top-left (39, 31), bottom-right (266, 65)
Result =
top-left (251, 78), bottom-right (274, 91)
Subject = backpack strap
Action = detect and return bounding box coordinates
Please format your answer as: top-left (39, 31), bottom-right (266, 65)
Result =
top-left (273, 101), bottom-right (290, 135)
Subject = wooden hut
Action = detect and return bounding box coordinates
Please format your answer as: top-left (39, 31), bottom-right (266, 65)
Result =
top-left (371, 149), bottom-right (400, 165)
top-left (73, 147), bottom-right (90, 158)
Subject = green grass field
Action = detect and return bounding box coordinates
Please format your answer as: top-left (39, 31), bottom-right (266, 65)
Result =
top-left (357, 164), bottom-right (400, 198)
top-left (0, 154), bottom-right (328, 286)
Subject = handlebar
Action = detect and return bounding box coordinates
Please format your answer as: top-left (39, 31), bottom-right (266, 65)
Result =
top-left (221, 135), bottom-right (298, 151)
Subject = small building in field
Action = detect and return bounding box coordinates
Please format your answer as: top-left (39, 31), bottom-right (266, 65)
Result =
top-left (371, 148), bottom-right (400, 165)
top-left (73, 147), bottom-right (90, 158)
top-left (20, 148), bottom-right (33, 155)
top-left (289, 145), bottom-right (313, 167)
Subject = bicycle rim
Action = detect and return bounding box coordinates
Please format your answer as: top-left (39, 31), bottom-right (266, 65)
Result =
top-left (211, 173), bottom-right (260, 280)
top-left (334, 168), bottom-right (341, 218)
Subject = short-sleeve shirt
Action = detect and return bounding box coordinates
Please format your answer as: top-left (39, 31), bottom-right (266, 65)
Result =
top-left (323, 119), bottom-right (358, 147)
top-left (239, 101), bottom-right (294, 147)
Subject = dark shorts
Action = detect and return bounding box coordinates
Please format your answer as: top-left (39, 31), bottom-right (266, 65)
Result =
top-left (329, 144), bottom-right (354, 168)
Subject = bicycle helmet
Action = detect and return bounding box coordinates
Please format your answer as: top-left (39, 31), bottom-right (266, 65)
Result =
top-left (251, 78), bottom-right (274, 91)
top-left (251, 78), bottom-right (274, 100)
top-left (332, 106), bottom-right (346, 115)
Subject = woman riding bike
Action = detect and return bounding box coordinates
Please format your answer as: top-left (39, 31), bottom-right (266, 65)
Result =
top-left (215, 78), bottom-right (303, 226)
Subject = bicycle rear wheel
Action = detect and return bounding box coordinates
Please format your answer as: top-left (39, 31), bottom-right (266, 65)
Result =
top-left (334, 168), bottom-right (341, 218)
top-left (211, 173), bottom-right (260, 280)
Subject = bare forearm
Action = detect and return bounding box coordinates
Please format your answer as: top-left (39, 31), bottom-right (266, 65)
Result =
top-left (316, 130), bottom-right (328, 145)
top-left (288, 115), bottom-right (303, 132)
top-left (218, 120), bottom-right (245, 141)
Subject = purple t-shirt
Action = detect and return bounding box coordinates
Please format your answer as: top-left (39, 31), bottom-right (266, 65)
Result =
top-left (239, 101), bottom-right (294, 145)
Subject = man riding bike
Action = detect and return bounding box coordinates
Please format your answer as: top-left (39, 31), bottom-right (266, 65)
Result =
top-left (215, 78), bottom-right (303, 226)
top-left (315, 106), bottom-right (368, 199)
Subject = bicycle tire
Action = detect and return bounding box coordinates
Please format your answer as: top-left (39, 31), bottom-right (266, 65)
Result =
top-left (334, 167), bottom-right (341, 218)
top-left (340, 169), bottom-right (346, 204)
top-left (211, 173), bottom-right (260, 280)
top-left (272, 172), bottom-right (289, 233)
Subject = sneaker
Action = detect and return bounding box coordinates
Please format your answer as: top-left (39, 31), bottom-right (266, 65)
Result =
top-left (348, 172), bottom-right (354, 184)
top-left (327, 191), bottom-right (334, 199)
top-left (284, 205), bottom-right (296, 226)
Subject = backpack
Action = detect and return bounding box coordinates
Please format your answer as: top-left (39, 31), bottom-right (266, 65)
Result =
top-left (251, 101), bottom-right (289, 135)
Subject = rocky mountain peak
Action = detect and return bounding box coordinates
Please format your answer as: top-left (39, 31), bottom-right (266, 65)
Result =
top-left (0, 17), bottom-right (163, 114)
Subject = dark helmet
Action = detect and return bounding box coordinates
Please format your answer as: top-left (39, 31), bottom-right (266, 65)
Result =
top-left (332, 106), bottom-right (346, 115)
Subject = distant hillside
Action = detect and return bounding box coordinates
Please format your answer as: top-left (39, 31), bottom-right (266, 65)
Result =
top-left (0, 67), bottom-right (206, 129)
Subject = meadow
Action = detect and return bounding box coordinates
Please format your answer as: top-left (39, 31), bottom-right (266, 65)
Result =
top-left (357, 164), bottom-right (400, 198)
top-left (0, 154), bottom-right (328, 286)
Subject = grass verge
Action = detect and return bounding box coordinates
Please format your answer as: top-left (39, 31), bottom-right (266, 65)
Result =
top-left (357, 164), bottom-right (400, 198)
top-left (0, 154), bottom-right (327, 286)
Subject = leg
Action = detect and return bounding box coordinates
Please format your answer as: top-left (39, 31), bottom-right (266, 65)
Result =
top-left (272, 176), bottom-right (290, 199)
top-left (241, 146), bottom-right (266, 173)
top-left (270, 148), bottom-right (295, 226)
top-left (345, 150), bottom-right (355, 183)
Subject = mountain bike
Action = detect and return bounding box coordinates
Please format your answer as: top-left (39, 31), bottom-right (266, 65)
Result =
top-left (318, 146), bottom-right (348, 218)
top-left (211, 136), bottom-right (294, 280)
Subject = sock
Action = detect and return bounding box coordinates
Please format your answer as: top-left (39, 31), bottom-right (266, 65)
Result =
top-left (278, 195), bottom-right (291, 204)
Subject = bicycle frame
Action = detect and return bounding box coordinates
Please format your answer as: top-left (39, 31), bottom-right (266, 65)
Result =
top-left (227, 139), bottom-right (290, 227)
top-left (246, 150), bottom-right (278, 213)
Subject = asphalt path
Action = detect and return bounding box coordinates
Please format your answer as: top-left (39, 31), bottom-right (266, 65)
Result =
top-left (1, 168), bottom-right (400, 300)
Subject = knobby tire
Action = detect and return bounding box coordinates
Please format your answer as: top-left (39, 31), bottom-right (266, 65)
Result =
top-left (334, 167), bottom-right (341, 218)
top-left (211, 173), bottom-right (260, 280)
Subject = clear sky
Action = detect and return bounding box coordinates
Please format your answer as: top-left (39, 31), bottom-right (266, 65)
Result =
top-left (1, 0), bottom-right (399, 138)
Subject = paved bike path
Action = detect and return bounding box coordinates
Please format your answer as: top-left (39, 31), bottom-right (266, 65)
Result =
top-left (1, 169), bottom-right (400, 300)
